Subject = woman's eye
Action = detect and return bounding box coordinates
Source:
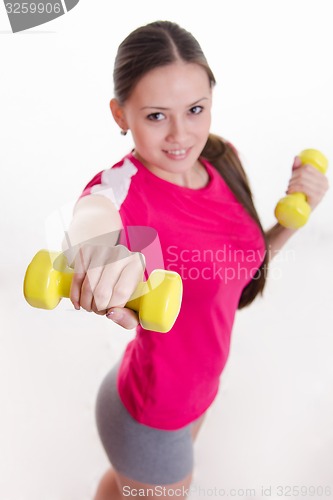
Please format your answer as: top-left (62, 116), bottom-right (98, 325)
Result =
top-left (147, 112), bottom-right (165, 121)
top-left (189, 105), bottom-right (204, 115)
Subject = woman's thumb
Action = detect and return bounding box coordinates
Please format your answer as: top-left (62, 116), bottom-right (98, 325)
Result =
top-left (292, 155), bottom-right (302, 170)
top-left (106, 307), bottom-right (139, 330)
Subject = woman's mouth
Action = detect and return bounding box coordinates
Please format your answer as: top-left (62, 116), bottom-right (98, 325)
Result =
top-left (163, 148), bottom-right (189, 159)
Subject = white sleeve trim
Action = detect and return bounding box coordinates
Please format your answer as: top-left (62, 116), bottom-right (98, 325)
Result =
top-left (90, 158), bottom-right (138, 210)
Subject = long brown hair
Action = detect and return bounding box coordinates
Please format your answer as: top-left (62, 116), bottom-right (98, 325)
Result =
top-left (113, 20), bottom-right (268, 308)
top-left (202, 134), bottom-right (268, 308)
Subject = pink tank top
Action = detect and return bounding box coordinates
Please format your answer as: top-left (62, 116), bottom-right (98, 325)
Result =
top-left (81, 152), bottom-right (266, 429)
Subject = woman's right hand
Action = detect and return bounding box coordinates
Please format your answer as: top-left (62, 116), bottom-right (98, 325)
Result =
top-left (70, 244), bottom-right (145, 330)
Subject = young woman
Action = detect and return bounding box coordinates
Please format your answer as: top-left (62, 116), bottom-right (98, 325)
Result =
top-left (64, 21), bottom-right (328, 500)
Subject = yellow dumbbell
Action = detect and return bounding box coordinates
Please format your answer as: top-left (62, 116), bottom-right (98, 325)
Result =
top-left (274, 149), bottom-right (328, 229)
top-left (23, 250), bottom-right (183, 333)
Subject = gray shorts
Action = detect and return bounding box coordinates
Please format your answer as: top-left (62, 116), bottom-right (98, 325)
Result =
top-left (95, 361), bottom-right (195, 485)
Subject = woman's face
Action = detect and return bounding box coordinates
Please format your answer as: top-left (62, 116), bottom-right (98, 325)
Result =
top-left (118, 61), bottom-right (212, 181)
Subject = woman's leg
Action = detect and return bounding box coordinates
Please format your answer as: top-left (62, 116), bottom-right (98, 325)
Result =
top-left (93, 413), bottom-right (206, 500)
top-left (93, 362), bottom-right (205, 499)
top-left (94, 467), bottom-right (193, 500)
top-left (93, 467), bottom-right (121, 500)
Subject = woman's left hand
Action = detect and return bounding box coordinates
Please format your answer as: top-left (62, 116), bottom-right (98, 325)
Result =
top-left (286, 156), bottom-right (329, 210)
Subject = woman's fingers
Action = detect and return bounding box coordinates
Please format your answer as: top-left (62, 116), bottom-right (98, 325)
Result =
top-left (286, 164), bottom-right (329, 209)
top-left (70, 247), bottom-right (93, 310)
top-left (69, 244), bottom-right (146, 324)
top-left (107, 255), bottom-right (145, 307)
top-left (91, 249), bottom-right (144, 313)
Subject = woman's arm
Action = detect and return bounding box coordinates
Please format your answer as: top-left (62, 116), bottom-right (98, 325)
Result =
top-left (62, 194), bottom-right (123, 263)
top-left (265, 223), bottom-right (298, 260)
top-left (62, 194), bottom-right (142, 329)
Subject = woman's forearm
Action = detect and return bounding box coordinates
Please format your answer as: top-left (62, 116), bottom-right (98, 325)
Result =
top-left (62, 194), bottom-right (123, 263)
top-left (265, 223), bottom-right (298, 261)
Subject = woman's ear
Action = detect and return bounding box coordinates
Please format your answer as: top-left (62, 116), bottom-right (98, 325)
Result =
top-left (110, 98), bottom-right (128, 131)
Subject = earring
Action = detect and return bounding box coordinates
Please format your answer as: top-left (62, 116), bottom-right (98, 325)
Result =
top-left (120, 129), bottom-right (128, 136)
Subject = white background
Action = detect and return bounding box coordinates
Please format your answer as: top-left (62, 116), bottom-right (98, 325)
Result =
top-left (1, 0), bottom-right (333, 499)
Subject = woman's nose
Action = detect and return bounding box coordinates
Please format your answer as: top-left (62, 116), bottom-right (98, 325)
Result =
top-left (166, 118), bottom-right (187, 143)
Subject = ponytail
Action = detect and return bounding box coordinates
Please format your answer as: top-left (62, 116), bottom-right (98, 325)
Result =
top-left (201, 134), bottom-right (268, 309)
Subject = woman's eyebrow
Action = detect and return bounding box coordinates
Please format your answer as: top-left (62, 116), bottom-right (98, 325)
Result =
top-left (139, 97), bottom-right (209, 111)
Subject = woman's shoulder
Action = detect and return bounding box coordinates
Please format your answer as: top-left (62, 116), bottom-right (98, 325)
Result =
top-left (78, 154), bottom-right (139, 209)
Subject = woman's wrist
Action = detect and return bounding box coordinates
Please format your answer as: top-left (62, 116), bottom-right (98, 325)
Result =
top-left (265, 223), bottom-right (298, 261)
